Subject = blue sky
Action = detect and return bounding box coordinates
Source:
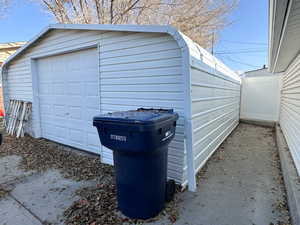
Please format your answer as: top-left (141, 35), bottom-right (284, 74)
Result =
top-left (214, 0), bottom-right (268, 72)
top-left (0, 0), bottom-right (53, 42)
top-left (0, 0), bottom-right (268, 72)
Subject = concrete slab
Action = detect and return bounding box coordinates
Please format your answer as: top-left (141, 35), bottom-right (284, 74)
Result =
top-left (150, 123), bottom-right (290, 225)
top-left (276, 125), bottom-right (300, 225)
top-left (0, 196), bottom-right (42, 225)
top-left (10, 169), bottom-right (96, 225)
top-left (0, 155), bottom-right (33, 185)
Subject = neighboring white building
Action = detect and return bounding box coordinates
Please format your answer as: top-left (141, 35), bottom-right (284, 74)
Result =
top-left (240, 67), bottom-right (281, 122)
top-left (1, 24), bottom-right (241, 191)
top-left (269, 0), bottom-right (300, 175)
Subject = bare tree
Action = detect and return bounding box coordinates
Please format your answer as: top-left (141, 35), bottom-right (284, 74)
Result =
top-left (38, 0), bottom-right (237, 47)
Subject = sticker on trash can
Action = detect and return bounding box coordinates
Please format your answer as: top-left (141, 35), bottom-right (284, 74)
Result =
top-left (162, 130), bottom-right (174, 141)
top-left (110, 134), bottom-right (127, 142)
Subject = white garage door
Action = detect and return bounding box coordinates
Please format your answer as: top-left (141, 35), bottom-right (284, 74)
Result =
top-left (37, 48), bottom-right (101, 154)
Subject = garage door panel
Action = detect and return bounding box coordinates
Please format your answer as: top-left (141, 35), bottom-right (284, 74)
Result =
top-left (53, 82), bottom-right (65, 95)
top-left (56, 126), bottom-right (69, 138)
top-left (38, 59), bottom-right (52, 74)
top-left (53, 104), bottom-right (67, 118)
top-left (41, 122), bottom-right (55, 137)
top-left (52, 58), bottom-right (67, 73)
top-left (42, 116), bottom-right (68, 128)
top-left (86, 127), bottom-right (97, 134)
top-left (43, 124), bottom-right (68, 139)
top-left (69, 106), bottom-right (82, 120)
top-left (45, 135), bottom-right (69, 147)
top-left (40, 96), bottom-right (67, 105)
top-left (39, 83), bottom-right (51, 95)
top-left (69, 129), bottom-right (85, 144)
top-left (84, 69), bottom-right (99, 76)
top-left (40, 104), bottom-right (52, 115)
top-left (67, 119), bottom-right (85, 128)
top-left (39, 95), bottom-right (54, 102)
top-left (67, 82), bottom-right (83, 96)
top-left (37, 48), bottom-right (100, 154)
top-left (80, 51), bottom-right (98, 68)
top-left (85, 109), bottom-right (99, 124)
top-left (86, 82), bottom-right (99, 96)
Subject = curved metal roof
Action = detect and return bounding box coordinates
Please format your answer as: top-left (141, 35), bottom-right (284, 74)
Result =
top-left (2, 24), bottom-right (239, 82)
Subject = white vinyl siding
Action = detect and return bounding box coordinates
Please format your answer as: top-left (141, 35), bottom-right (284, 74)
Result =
top-left (190, 59), bottom-right (240, 175)
top-left (280, 53), bottom-right (300, 175)
top-left (99, 32), bottom-right (186, 184)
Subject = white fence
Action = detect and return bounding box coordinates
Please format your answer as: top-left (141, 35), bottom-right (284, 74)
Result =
top-left (240, 73), bottom-right (281, 122)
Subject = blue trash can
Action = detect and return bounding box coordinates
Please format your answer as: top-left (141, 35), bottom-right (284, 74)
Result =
top-left (93, 108), bottom-right (178, 219)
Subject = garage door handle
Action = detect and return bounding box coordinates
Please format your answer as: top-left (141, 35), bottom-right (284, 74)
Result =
top-left (65, 113), bottom-right (70, 115)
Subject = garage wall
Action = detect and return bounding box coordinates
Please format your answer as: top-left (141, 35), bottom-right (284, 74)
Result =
top-left (98, 31), bottom-right (186, 183)
top-left (2, 29), bottom-right (105, 135)
top-left (280, 53), bottom-right (300, 175)
top-left (3, 29), bottom-right (186, 185)
top-left (190, 57), bottom-right (240, 175)
top-left (240, 72), bottom-right (281, 122)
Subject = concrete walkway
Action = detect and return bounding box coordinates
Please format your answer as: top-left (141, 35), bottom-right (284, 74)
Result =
top-left (0, 155), bottom-right (95, 225)
top-left (172, 123), bottom-right (290, 225)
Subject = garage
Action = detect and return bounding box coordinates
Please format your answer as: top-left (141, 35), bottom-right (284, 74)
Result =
top-left (1, 24), bottom-right (240, 191)
top-left (37, 48), bottom-right (100, 154)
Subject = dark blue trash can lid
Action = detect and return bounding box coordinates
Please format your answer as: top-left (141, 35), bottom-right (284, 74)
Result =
top-left (93, 108), bottom-right (178, 125)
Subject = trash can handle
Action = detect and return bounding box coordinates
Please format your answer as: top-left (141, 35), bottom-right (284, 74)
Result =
top-left (137, 108), bottom-right (174, 113)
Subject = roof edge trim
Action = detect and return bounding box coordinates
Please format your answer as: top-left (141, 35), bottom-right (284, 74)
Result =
top-left (268, 0), bottom-right (275, 71)
top-left (272, 0), bottom-right (293, 73)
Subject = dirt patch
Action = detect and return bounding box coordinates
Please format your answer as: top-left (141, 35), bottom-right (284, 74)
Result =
top-left (0, 134), bottom-right (113, 181)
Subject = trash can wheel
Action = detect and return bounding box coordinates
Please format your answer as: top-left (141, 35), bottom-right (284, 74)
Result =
top-left (165, 179), bottom-right (176, 202)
